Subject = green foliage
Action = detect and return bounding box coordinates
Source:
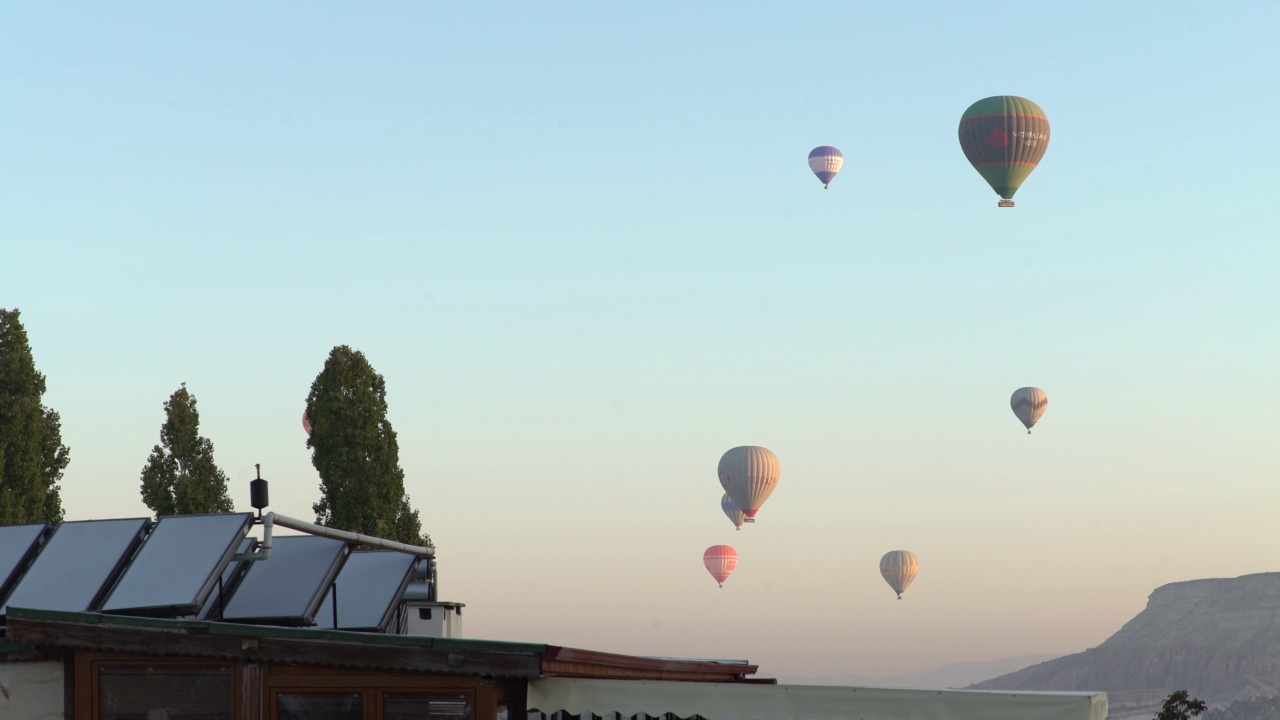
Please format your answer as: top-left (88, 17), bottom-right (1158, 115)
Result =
top-left (307, 345), bottom-right (426, 545)
top-left (139, 384), bottom-right (234, 517)
top-left (1202, 696), bottom-right (1280, 720)
top-left (0, 309), bottom-right (67, 524)
top-left (1158, 691), bottom-right (1209, 720)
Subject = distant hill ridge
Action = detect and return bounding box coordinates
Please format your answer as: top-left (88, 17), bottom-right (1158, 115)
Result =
top-left (968, 573), bottom-right (1280, 718)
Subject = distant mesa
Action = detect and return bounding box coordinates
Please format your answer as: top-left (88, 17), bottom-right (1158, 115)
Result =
top-left (968, 573), bottom-right (1280, 718)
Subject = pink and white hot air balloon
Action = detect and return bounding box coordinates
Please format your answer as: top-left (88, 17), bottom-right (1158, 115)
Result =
top-left (302, 411), bottom-right (312, 436)
top-left (718, 446), bottom-right (780, 520)
top-left (703, 545), bottom-right (738, 588)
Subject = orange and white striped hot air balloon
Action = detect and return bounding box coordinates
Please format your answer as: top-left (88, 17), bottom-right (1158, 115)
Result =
top-left (703, 545), bottom-right (738, 588)
top-left (880, 550), bottom-right (919, 599)
top-left (718, 446), bottom-right (780, 520)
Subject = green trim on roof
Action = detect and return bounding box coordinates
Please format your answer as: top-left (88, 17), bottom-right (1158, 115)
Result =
top-left (5, 606), bottom-right (549, 656)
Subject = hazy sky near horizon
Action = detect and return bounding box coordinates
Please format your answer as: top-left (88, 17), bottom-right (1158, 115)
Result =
top-left (4, 2), bottom-right (1279, 682)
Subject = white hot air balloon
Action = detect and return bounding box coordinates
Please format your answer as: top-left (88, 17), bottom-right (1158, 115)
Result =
top-left (704, 545), bottom-right (738, 588)
top-left (880, 550), bottom-right (919, 599)
top-left (302, 411), bottom-right (312, 436)
top-left (718, 446), bottom-right (780, 520)
top-left (1010, 387), bottom-right (1048, 434)
top-left (721, 493), bottom-right (754, 531)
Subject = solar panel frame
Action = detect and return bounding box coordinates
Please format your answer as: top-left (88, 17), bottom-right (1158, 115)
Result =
top-left (198, 537), bottom-right (256, 621)
top-left (0, 518), bottom-right (151, 617)
top-left (314, 550), bottom-right (420, 632)
top-left (0, 524), bottom-right (51, 615)
top-left (218, 535), bottom-right (349, 627)
top-left (99, 512), bottom-right (255, 618)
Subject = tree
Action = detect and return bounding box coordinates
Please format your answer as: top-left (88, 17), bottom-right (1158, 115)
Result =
top-left (139, 383), bottom-right (234, 517)
top-left (1157, 691), bottom-right (1208, 720)
top-left (0, 309), bottom-right (68, 524)
top-left (306, 345), bottom-right (428, 546)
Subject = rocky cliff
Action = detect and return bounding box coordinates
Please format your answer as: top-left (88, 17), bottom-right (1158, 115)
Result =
top-left (969, 573), bottom-right (1280, 718)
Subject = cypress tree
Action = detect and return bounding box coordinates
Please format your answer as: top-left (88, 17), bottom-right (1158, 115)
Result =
top-left (306, 345), bottom-right (428, 545)
top-left (0, 308), bottom-right (68, 524)
top-left (139, 383), bottom-right (234, 516)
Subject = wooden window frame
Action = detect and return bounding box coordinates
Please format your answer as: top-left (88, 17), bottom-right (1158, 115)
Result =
top-left (263, 665), bottom-right (496, 720)
top-left (74, 650), bottom-right (240, 720)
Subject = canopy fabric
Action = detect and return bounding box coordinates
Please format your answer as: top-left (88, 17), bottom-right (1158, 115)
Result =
top-left (527, 678), bottom-right (1108, 720)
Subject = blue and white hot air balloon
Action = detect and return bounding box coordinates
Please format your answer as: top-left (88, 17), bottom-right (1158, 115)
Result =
top-left (808, 146), bottom-right (843, 189)
top-left (721, 493), bottom-right (754, 531)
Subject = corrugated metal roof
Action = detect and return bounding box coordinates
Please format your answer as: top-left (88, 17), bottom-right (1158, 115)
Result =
top-left (5, 606), bottom-right (548, 654)
top-left (3, 607), bottom-right (761, 683)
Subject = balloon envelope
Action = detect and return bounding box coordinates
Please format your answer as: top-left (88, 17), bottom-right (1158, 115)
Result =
top-left (302, 411), bottom-right (312, 435)
top-left (958, 96), bottom-right (1049, 206)
top-left (718, 446), bottom-right (780, 519)
top-left (1010, 387), bottom-right (1048, 433)
top-left (704, 545), bottom-right (738, 587)
top-left (721, 493), bottom-right (749, 530)
top-left (880, 550), bottom-right (919, 599)
top-left (808, 146), bottom-right (843, 188)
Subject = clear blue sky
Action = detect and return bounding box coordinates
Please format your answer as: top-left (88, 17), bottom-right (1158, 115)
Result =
top-left (4, 2), bottom-right (1279, 681)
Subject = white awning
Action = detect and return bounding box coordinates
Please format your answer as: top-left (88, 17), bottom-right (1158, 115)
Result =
top-left (527, 678), bottom-right (1108, 720)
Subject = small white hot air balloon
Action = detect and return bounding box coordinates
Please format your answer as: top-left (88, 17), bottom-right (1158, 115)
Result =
top-left (880, 550), bottom-right (919, 599)
top-left (721, 493), bottom-right (754, 531)
top-left (1010, 387), bottom-right (1048, 434)
top-left (718, 446), bottom-right (780, 521)
top-left (302, 411), bottom-right (312, 436)
top-left (704, 545), bottom-right (738, 588)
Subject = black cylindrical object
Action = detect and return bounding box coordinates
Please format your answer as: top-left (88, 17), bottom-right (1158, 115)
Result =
top-left (250, 478), bottom-right (268, 510)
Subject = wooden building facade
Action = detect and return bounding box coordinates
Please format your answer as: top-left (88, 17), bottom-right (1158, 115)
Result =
top-left (1, 607), bottom-right (759, 720)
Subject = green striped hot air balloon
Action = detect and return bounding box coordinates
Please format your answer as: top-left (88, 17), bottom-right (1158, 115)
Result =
top-left (958, 96), bottom-right (1050, 207)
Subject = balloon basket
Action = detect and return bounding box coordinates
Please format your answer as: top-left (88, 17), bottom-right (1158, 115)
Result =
top-left (998, 200), bottom-right (1015, 208)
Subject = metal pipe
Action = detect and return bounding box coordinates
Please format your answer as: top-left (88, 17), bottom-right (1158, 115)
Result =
top-left (232, 512), bottom-right (274, 562)
top-left (271, 513), bottom-right (435, 558)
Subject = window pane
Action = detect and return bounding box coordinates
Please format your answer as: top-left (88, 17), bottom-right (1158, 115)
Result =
top-left (384, 693), bottom-right (471, 720)
top-left (277, 693), bottom-right (363, 720)
top-left (99, 666), bottom-right (231, 720)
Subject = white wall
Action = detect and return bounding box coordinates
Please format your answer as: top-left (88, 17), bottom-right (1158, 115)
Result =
top-left (0, 661), bottom-right (64, 720)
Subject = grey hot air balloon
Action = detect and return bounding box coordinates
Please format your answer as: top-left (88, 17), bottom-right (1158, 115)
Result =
top-left (880, 550), bottom-right (918, 599)
top-left (1010, 387), bottom-right (1048, 434)
top-left (718, 446), bottom-right (780, 521)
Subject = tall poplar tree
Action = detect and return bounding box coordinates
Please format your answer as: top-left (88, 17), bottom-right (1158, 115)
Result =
top-left (139, 383), bottom-right (235, 517)
top-left (306, 345), bottom-right (428, 545)
top-left (0, 309), bottom-right (68, 524)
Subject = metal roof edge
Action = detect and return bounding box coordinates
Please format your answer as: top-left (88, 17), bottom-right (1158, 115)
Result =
top-left (5, 606), bottom-right (549, 655)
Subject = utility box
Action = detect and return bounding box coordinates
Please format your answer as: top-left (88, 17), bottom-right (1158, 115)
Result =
top-left (398, 579), bottom-right (464, 637)
top-left (402, 600), bottom-right (464, 638)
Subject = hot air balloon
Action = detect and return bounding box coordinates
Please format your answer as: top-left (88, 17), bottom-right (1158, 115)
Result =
top-left (1010, 387), bottom-right (1048, 434)
top-left (808, 146), bottom-right (843, 189)
top-left (718, 446), bottom-right (780, 520)
top-left (880, 550), bottom-right (918, 599)
top-left (302, 411), bottom-right (312, 435)
top-left (721, 493), bottom-right (754, 531)
top-left (704, 545), bottom-right (738, 588)
top-left (958, 96), bottom-right (1049, 207)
